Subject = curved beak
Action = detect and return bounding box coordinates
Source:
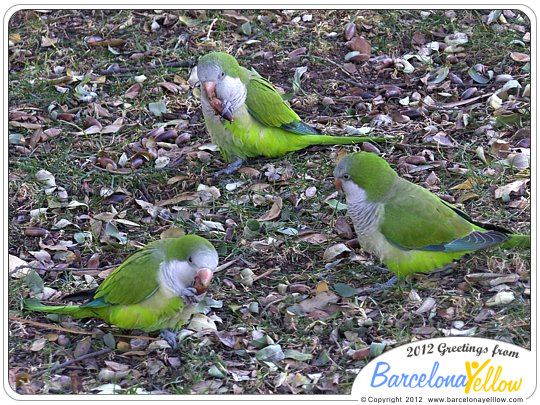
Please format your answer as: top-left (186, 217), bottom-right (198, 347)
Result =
top-left (335, 178), bottom-right (343, 191)
top-left (193, 267), bottom-right (213, 295)
top-left (202, 81), bottom-right (217, 99)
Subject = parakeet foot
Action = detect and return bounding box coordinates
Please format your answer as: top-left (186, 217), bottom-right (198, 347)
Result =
top-left (213, 158), bottom-right (244, 177)
top-left (359, 276), bottom-right (398, 294)
top-left (160, 329), bottom-right (178, 350)
top-left (366, 265), bottom-right (392, 273)
top-left (220, 100), bottom-right (234, 121)
top-left (178, 287), bottom-right (200, 304)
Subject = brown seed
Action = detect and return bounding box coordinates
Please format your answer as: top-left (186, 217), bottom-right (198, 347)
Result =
top-left (385, 86), bottom-right (402, 98)
top-left (175, 133), bottom-right (191, 145)
top-left (446, 54), bottom-right (458, 64)
top-left (24, 227), bottom-right (48, 237)
top-left (85, 117), bottom-right (101, 127)
top-left (405, 155), bottom-right (427, 165)
top-left (345, 238), bottom-right (360, 249)
top-left (461, 87), bottom-right (478, 100)
top-left (155, 129), bottom-right (178, 143)
top-left (146, 126), bottom-right (165, 138)
top-left (87, 252), bottom-right (100, 268)
top-left (288, 284), bottom-right (311, 294)
top-left (97, 156), bottom-right (117, 169)
top-left (361, 142), bottom-right (381, 154)
top-left (130, 156), bottom-right (145, 169)
top-left (344, 22), bottom-right (356, 41)
top-left (56, 113), bottom-right (75, 121)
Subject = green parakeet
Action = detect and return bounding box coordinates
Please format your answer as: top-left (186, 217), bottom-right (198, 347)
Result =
top-left (25, 235), bottom-right (218, 347)
top-left (195, 52), bottom-right (383, 174)
top-left (334, 152), bottom-right (530, 280)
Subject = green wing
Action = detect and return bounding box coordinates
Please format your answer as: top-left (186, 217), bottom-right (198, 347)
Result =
top-left (244, 70), bottom-right (318, 134)
top-left (83, 244), bottom-right (163, 308)
top-left (380, 181), bottom-right (474, 250)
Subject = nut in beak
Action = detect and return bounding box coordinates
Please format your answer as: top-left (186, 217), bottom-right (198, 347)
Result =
top-left (193, 267), bottom-right (213, 295)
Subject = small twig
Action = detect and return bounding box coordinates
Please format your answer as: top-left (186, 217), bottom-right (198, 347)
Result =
top-left (88, 163), bottom-right (134, 175)
top-left (310, 55), bottom-right (359, 83)
top-left (10, 315), bottom-right (158, 341)
top-left (11, 264), bottom-right (118, 274)
top-left (97, 60), bottom-right (195, 77)
top-left (136, 173), bottom-right (154, 203)
top-left (33, 347), bottom-right (112, 378)
top-left (214, 258), bottom-right (239, 273)
top-left (206, 17), bottom-right (218, 41)
top-left (10, 315), bottom-right (94, 336)
top-left (253, 267), bottom-right (280, 282)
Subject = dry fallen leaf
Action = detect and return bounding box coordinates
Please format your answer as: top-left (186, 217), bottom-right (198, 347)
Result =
top-left (258, 197), bottom-right (283, 221)
top-left (510, 52), bottom-right (530, 62)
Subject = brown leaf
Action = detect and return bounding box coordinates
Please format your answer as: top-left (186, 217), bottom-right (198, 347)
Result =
top-left (159, 82), bottom-right (183, 93)
top-left (258, 197), bottom-right (283, 221)
top-left (412, 31), bottom-right (427, 45)
top-left (101, 118), bottom-right (124, 134)
top-left (346, 36), bottom-right (371, 54)
top-left (74, 337), bottom-right (92, 358)
top-left (288, 47), bottom-right (307, 61)
top-left (124, 84), bottom-right (142, 99)
top-left (30, 337), bottom-right (47, 351)
top-left (335, 217), bottom-right (354, 239)
top-left (104, 360), bottom-right (130, 372)
top-left (156, 192), bottom-right (197, 207)
top-left (510, 52), bottom-right (530, 62)
top-left (299, 233), bottom-right (328, 244)
top-left (316, 281), bottom-right (329, 294)
top-left (41, 36), bottom-right (59, 47)
top-left (291, 291), bottom-right (339, 316)
top-left (342, 62), bottom-right (358, 74)
top-left (87, 253), bottom-right (100, 268)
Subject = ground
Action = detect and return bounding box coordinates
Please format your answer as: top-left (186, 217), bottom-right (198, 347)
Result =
top-left (8, 9), bottom-right (530, 395)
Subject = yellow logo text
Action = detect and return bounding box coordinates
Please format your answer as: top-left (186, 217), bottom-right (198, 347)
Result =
top-left (464, 360), bottom-right (522, 394)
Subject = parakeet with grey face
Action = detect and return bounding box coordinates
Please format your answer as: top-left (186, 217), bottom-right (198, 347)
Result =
top-left (334, 152), bottom-right (529, 282)
top-left (25, 235), bottom-right (218, 348)
top-left (195, 52), bottom-right (384, 175)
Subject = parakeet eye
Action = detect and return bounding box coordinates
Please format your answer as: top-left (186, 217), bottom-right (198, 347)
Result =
top-left (220, 71), bottom-right (225, 78)
top-left (188, 256), bottom-right (194, 264)
top-left (343, 174), bottom-right (350, 180)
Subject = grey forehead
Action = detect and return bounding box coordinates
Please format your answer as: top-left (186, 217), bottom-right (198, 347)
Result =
top-left (334, 158), bottom-right (348, 177)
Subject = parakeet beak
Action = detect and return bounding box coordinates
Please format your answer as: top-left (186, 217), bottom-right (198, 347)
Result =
top-left (193, 267), bottom-right (213, 295)
top-left (202, 81), bottom-right (217, 99)
top-left (335, 178), bottom-right (343, 191)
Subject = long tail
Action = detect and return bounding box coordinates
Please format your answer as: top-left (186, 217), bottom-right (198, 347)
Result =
top-left (299, 134), bottom-right (387, 146)
top-left (500, 234), bottom-right (530, 249)
top-left (24, 298), bottom-right (100, 319)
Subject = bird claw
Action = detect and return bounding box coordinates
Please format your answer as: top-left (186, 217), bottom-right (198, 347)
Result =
top-left (213, 158), bottom-right (244, 177)
top-left (358, 275), bottom-right (398, 294)
top-left (160, 329), bottom-right (178, 349)
top-left (210, 97), bottom-right (233, 122)
top-left (220, 101), bottom-right (234, 121)
top-left (178, 287), bottom-right (200, 304)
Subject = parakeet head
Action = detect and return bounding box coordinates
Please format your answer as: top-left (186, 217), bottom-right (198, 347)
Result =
top-left (334, 152), bottom-right (398, 202)
top-left (197, 52), bottom-right (240, 98)
top-left (163, 235), bottom-right (219, 295)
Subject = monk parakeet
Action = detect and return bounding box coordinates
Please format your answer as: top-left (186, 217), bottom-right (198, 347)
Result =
top-left (25, 235), bottom-right (218, 348)
top-left (334, 152), bottom-right (530, 284)
top-left (195, 52), bottom-right (384, 175)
